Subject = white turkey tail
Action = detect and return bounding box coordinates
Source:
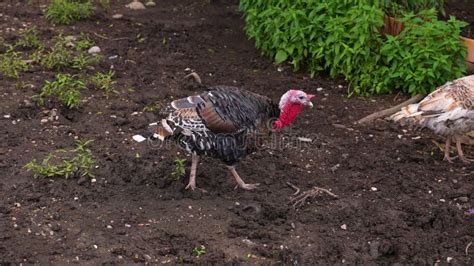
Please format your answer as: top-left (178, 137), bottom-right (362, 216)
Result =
top-left (390, 103), bottom-right (421, 123)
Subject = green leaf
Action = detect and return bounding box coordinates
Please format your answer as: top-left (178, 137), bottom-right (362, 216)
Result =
top-left (275, 50), bottom-right (288, 64)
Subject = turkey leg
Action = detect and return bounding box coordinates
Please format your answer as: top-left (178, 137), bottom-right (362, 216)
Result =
top-left (185, 154), bottom-right (200, 190)
top-left (443, 137), bottom-right (457, 163)
top-left (227, 166), bottom-right (260, 190)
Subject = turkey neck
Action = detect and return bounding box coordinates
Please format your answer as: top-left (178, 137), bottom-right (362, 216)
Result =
top-left (274, 103), bottom-right (304, 129)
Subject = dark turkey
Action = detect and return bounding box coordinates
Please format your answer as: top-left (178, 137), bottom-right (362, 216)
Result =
top-left (135, 86), bottom-right (315, 190)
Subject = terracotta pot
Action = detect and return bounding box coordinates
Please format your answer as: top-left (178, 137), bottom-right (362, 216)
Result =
top-left (461, 36), bottom-right (474, 72)
top-left (380, 16), bottom-right (404, 36)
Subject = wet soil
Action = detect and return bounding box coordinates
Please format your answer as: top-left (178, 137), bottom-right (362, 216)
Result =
top-left (445, 0), bottom-right (474, 38)
top-left (0, 0), bottom-right (473, 264)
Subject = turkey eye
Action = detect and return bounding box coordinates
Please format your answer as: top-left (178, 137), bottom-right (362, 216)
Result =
top-left (298, 96), bottom-right (305, 100)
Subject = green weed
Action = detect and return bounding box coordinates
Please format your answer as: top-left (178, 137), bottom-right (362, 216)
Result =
top-left (0, 46), bottom-right (29, 79)
top-left (25, 139), bottom-right (95, 179)
top-left (170, 157), bottom-right (186, 180)
top-left (142, 101), bottom-right (161, 112)
top-left (192, 246), bottom-right (206, 257)
top-left (16, 27), bottom-right (42, 49)
top-left (35, 73), bottom-right (86, 108)
top-left (45, 0), bottom-right (94, 25)
top-left (89, 70), bottom-right (116, 96)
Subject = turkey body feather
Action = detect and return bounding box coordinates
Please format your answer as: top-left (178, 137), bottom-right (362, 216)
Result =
top-left (160, 86), bottom-right (280, 165)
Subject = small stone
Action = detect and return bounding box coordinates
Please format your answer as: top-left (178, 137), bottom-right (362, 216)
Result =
top-left (440, 199), bottom-right (446, 202)
top-left (447, 257), bottom-right (453, 263)
top-left (125, 224), bottom-right (131, 228)
top-left (3, 114), bottom-right (10, 119)
top-left (340, 224), bottom-right (347, 230)
top-left (91, 178), bottom-right (97, 183)
top-left (297, 137), bottom-right (313, 143)
top-left (126, 1), bottom-right (146, 10)
top-left (145, 1), bottom-right (156, 6)
top-left (112, 14), bottom-right (123, 19)
top-left (88, 46), bottom-right (101, 54)
top-left (107, 225), bottom-right (113, 229)
top-left (316, 87), bottom-right (323, 92)
top-left (371, 187), bottom-right (378, 192)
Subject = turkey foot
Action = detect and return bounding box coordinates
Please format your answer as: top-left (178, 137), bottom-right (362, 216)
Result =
top-left (227, 166), bottom-right (260, 190)
top-left (456, 137), bottom-right (473, 164)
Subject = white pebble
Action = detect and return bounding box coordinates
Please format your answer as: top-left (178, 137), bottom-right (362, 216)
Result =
top-left (370, 187), bottom-right (378, 192)
top-left (297, 137), bottom-right (313, 143)
top-left (145, 1), bottom-right (156, 6)
top-left (3, 114), bottom-right (11, 119)
top-left (447, 257), bottom-right (453, 263)
top-left (340, 224), bottom-right (347, 230)
top-left (126, 1), bottom-right (146, 10)
top-left (316, 87), bottom-right (323, 92)
top-left (132, 135), bottom-right (146, 143)
top-left (91, 179), bottom-right (97, 183)
top-left (88, 46), bottom-right (101, 54)
top-left (112, 14), bottom-right (123, 19)
top-left (125, 224), bottom-right (131, 228)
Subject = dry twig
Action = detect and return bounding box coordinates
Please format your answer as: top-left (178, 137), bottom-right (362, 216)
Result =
top-left (289, 186), bottom-right (338, 208)
top-left (93, 32), bottom-right (129, 41)
top-left (466, 242), bottom-right (472, 255)
top-left (286, 182), bottom-right (300, 196)
top-left (357, 94), bottom-right (425, 124)
top-left (184, 72), bottom-right (202, 84)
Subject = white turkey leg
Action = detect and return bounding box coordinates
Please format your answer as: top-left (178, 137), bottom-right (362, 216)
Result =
top-left (443, 137), bottom-right (457, 163)
top-left (227, 166), bottom-right (259, 190)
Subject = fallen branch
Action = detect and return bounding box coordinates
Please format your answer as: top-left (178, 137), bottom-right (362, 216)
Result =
top-left (289, 186), bottom-right (338, 208)
top-left (357, 94), bottom-right (425, 124)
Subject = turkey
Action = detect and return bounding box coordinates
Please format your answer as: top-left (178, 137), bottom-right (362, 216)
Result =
top-left (135, 86), bottom-right (315, 190)
top-left (391, 75), bottom-right (474, 163)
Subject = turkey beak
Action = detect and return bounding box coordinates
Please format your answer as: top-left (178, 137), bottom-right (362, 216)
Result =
top-left (305, 94), bottom-right (315, 108)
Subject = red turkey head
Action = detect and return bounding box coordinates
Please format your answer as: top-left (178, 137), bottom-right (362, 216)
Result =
top-left (274, 90), bottom-right (315, 129)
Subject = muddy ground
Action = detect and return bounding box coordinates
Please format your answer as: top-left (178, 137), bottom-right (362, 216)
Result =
top-left (0, 0), bottom-right (473, 264)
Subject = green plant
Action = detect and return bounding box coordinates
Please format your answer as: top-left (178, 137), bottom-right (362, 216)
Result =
top-left (45, 0), bottom-right (94, 25)
top-left (36, 73), bottom-right (86, 108)
top-left (74, 33), bottom-right (94, 50)
top-left (170, 157), bottom-right (186, 180)
top-left (371, 0), bottom-right (445, 17)
top-left (16, 27), bottom-right (42, 49)
top-left (142, 101), bottom-right (161, 112)
top-left (99, 0), bottom-right (110, 9)
top-left (25, 139), bottom-right (95, 179)
top-left (41, 35), bottom-right (100, 70)
top-left (351, 10), bottom-right (467, 95)
top-left (89, 70), bottom-right (116, 95)
top-left (0, 46), bottom-right (29, 79)
top-left (192, 245), bottom-right (206, 257)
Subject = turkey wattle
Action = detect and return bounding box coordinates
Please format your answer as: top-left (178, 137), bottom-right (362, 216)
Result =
top-left (135, 86), bottom-right (315, 190)
top-left (391, 75), bottom-right (474, 163)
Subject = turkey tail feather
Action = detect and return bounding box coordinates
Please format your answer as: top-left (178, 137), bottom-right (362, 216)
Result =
top-left (390, 104), bottom-right (421, 125)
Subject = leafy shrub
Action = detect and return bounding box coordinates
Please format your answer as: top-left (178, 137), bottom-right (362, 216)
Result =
top-left (240, 0), bottom-right (466, 95)
top-left (352, 11), bottom-right (467, 95)
top-left (35, 73), bottom-right (86, 108)
top-left (0, 46), bottom-right (29, 79)
top-left (25, 139), bottom-right (95, 179)
top-left (371, 0), bottom-right (445, 17)
top-left (45, 0), bottom-right (93, 25)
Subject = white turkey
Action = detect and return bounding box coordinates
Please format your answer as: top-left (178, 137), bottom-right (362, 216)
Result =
top-left (391, 75), bottom-right (474, 163)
